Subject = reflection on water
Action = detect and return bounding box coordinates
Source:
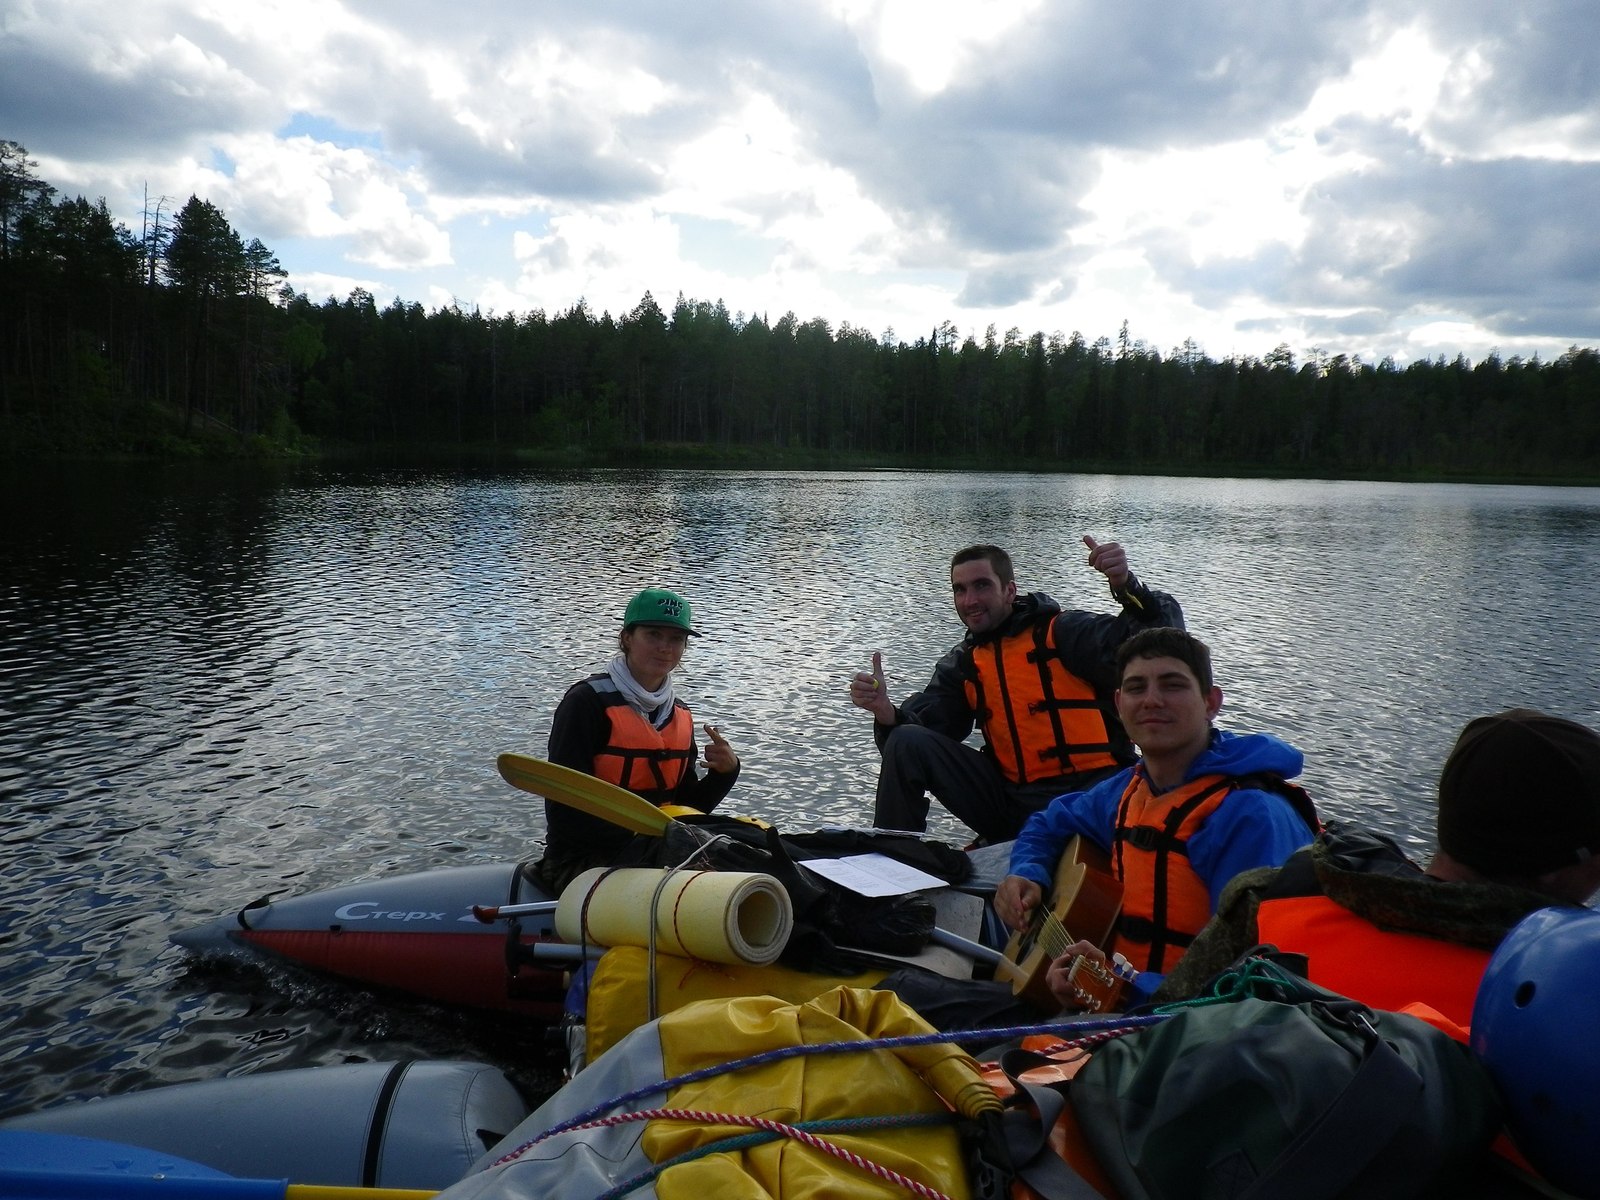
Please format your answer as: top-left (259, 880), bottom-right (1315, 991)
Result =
top-left (2, 464), bottom-right (1598, 1118)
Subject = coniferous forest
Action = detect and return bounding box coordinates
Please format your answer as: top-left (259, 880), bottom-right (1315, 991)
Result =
top-left (3, 138), bottom-right (1598, 479)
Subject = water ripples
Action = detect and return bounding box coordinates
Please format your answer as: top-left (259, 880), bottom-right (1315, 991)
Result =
top-left (3, 464), bottom-right (1599, 1119)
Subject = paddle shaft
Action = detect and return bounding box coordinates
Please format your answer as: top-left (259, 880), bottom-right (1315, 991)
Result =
top-left (524, 942), bottom-right (603, 962)
top-left (930, 927), bottom-right (1028, 983)
top-left (472, 900), bottom-right (559, 921)
top-left (0, 1169), bottom-right (438, 1199)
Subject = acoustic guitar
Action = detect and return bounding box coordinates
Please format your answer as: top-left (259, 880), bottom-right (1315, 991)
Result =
top-left (1002, 835), bottom-right (1126, 1012)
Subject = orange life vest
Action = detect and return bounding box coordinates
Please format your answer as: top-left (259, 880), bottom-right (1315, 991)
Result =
top-left (1109, 770), bottom-right (1234, 972)
top-left (962, 620), bottom-right (1119, 785)
top-left (589, 682), bottom-right (696, 798)
top-left (1255, 894), bottom-right (1491, 1030)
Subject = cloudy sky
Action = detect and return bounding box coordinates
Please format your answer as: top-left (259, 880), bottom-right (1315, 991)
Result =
top-left (5, 0), bottom-right (1599, 365)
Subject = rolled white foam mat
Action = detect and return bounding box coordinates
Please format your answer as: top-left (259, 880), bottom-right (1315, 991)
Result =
top-left (555, 867), bottom-right (793, 965)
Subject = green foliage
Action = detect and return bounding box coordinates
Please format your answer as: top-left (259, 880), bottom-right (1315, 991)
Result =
top-left (165, 195), bottom-right (246, 297)
top-left (0, 139), bottom-right (56, 259)
top-left (2, 135), bottom-right (1599, 480)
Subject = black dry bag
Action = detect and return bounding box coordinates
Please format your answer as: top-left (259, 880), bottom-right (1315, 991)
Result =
top-left (1068, 966), bottom-right (1503, 1200)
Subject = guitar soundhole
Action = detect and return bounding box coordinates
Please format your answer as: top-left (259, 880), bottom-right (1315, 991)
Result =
top-left (1016, 910), bottom-right (1048, 960)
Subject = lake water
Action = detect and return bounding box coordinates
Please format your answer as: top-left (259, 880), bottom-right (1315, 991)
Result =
top-left (3, 463), bottom-right (1598, 1120)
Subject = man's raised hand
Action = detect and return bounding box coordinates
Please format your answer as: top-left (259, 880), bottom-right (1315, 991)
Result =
top-left (1083, 535), bottom-right (1131, 590)
top-left (849, 650), bottom-right (896, 724)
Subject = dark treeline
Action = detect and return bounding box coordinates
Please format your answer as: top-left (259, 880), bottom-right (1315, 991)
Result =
top-left (4, 138), bottom-right (1598, 478)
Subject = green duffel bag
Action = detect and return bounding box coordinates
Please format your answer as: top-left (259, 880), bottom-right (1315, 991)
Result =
top-left (1069, 964), bottom-right (1503, 1200)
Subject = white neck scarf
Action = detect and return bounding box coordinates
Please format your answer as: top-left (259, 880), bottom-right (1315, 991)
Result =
top-left (607, 651), bottom-right (676, 729)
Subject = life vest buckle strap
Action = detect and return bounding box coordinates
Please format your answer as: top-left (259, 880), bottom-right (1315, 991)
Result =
top-left (1114, 915), bottom-right (1196, 950)
top-left (1119, 824), bottom-right (1190, 855)
top-left (1030, 698), bottom-right (1103, 713)
top-left (1115, 915), bottom-right (1156, 944)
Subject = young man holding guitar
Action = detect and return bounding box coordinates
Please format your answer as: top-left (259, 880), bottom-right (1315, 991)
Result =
top-left (995, 627), bottom-right (1318, 1005)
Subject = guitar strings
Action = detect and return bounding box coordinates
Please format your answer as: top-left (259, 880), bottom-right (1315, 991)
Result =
top-left (1033, 907), bottom-right (1075, 960)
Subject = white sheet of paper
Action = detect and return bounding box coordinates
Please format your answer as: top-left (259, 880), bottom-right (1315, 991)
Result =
top-left (802, 853), bottom-right (949, 897)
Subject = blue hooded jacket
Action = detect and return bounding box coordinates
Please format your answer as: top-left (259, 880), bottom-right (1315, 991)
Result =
top-left (1007, 728), bottom-right (1316, 915)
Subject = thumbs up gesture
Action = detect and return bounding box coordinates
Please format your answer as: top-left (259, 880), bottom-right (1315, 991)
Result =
top-left (701, 724), bottom-right (740, 774)
top-left (849, 651), bottom-right (896, 725)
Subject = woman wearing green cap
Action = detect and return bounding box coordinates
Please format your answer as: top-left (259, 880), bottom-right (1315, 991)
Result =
top-left (529, 587), bottom-right (741, 894)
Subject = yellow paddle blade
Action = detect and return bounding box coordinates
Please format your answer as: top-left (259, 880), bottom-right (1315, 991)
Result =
top-left (659, 805), bottom-right (771, 828)
top-left (496, 753), bottom-right (674, 837)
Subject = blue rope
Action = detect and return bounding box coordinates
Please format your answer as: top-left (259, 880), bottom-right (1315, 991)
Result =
top-left (503, 1010), bottom-right (1170, 1157)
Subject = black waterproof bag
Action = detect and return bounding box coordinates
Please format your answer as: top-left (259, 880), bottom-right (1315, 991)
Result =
top-left (1067, 960), bottom-right (1503, 1200)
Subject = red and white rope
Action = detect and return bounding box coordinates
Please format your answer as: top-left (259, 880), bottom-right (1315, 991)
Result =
top-left (560, 1106), bottom-right (956, 1200)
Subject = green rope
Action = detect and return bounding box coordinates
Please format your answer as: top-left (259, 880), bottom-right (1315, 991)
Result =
top-left (1151, 955), bottom-right (1322, 1014)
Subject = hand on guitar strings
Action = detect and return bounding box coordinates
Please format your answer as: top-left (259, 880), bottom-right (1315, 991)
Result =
top-left (994, 874), bottom-right (1043, 930)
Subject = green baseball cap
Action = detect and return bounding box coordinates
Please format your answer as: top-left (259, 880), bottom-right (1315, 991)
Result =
top-left (623, 588), bottom-right (698, 635)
